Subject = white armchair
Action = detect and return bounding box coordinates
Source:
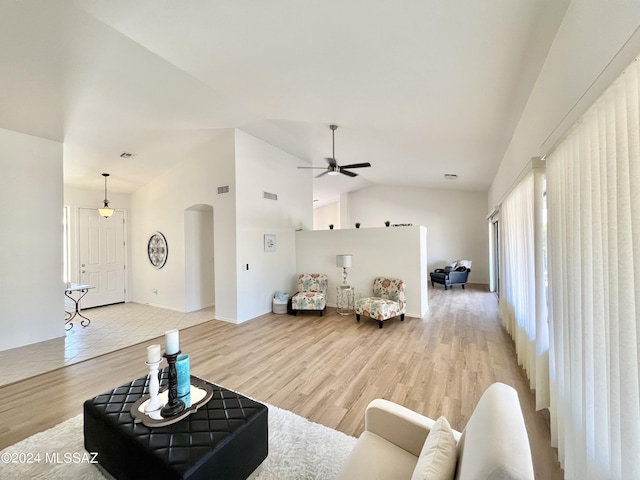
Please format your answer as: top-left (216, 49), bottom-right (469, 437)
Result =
top-left (337, 383), bottom-right (534, 480)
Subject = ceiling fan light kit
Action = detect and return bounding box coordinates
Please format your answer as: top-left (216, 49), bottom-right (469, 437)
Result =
top-left (297, 125), bottom-right (372, 178)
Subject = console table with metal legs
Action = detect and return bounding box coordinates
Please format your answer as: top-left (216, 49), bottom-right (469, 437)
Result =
top-left (65, 284), bottom-right (95, 330)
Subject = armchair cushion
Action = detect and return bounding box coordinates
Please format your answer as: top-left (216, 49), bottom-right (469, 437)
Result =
top-left (291, 292), bottom-right (326, 310)
top-left (372, 277), bottom-right (406, 309)
top-left (338, 431), bottom-right (418, 480)
top-left (356, 297), bottom-right (403, 321)
top-left (297, 273), bottom-right (328, 293)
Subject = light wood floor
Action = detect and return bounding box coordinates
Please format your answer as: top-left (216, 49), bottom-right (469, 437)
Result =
top-left (0, 285), bottom-right (562, 479)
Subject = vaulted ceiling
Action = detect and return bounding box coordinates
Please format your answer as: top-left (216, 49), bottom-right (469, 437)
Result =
top-left (0, 0), bottom-right (569, 205)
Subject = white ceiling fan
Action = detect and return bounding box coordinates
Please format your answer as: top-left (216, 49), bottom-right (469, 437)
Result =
top-left (298, 125), bottom-right (371, 177)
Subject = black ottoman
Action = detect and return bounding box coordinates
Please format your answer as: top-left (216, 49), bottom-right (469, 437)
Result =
top-left (84, 370), bottom-right (268, 480)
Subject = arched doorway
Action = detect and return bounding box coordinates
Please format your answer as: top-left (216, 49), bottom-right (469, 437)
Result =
top-left (184, 204), bottom-right (215, 312)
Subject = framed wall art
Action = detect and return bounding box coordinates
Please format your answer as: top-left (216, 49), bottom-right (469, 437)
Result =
top-left (264, 234), bottom-right (276, 252)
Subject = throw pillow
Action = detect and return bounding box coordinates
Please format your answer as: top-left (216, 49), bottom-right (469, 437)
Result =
top-left (456, 259), bottom-right (472, 269)
top-left (411, 416), bottom-right (457, 480)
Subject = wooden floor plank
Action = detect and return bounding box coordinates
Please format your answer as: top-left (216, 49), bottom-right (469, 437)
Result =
top-left (0, 285), bottom-right (562, 479)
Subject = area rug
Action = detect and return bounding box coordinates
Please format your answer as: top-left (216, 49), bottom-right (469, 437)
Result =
top-left (0, 404), bottom-right (356, 479)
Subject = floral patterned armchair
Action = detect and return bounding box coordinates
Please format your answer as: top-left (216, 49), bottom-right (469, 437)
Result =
top-left (355, 277), bottom-right (406, 328)
top-left (291, 273), bottom-right (328, 316)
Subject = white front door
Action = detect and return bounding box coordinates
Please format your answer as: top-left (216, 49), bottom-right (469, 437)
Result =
top-left (78, 208), bottom-right (126, 308)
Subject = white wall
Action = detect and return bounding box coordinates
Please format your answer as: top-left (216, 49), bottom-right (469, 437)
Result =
top-left (234, 130), bottom-right (313, 322)
top-left (129, 128), bottom-right (311, 323)
top-left (313, 201), bottom-right (339, 230)
top-left (344, 185), bottom-right (489, 284)
top-left (0, 128), bottom-right (64, 351)
top-left (130, 129), bottom-right (238, 319)
top-left (490, 2), bottom-right (640, 208)
top-left (295, 226), bottom-right (428, 318)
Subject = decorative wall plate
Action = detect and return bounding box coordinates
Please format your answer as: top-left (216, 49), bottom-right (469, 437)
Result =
top-left (148, 231), bottom-right (168, 269)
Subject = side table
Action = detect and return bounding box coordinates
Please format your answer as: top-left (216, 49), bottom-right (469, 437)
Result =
top-left (65, 283), bottom-right (94, 330)
top-left (336, 286), bottom-right (354, 316)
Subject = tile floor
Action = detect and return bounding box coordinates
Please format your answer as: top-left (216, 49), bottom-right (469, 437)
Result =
top-left (1, 303), bottom-right (215, 387)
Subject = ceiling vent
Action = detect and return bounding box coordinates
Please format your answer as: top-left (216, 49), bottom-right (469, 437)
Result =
top-left (444, 173), bottom-right (458, 180)
top-left (119, 152), bottom-right (135, 159)
top-left (217, 185), bottom-right (230, 194)
top-left (263, 191), bottom-right (278, 201)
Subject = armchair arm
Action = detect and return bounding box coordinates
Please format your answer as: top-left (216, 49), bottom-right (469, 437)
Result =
top-left (365, 399), bottom-right (436, 457)
top-left (448, 270), bottom-right (470, 283)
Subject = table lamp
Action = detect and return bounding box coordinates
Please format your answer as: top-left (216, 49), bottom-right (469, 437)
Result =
top-left (336, 254), bottom-right (353, 287)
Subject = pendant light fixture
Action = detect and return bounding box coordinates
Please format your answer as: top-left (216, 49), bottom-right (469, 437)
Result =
top-left (98, 173), bottom-right (114, 218)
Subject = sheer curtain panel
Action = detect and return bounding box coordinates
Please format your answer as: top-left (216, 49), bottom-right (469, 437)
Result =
top-left (547, 57), bottom-right (640, 479)
top-left (498, 172), bottom-right (549, 411)
top-left (499, 174), bottom-right (536, 379)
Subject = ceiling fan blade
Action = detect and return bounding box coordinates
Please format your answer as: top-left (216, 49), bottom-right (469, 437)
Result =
top-left (340, 162), bottom-right (371, 169)
top-left (324, 157), bottom-right (337, 168)
top-left (304, 126), bottom-right (364, 179)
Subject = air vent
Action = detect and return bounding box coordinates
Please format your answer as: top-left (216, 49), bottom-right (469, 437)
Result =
top-left (263, 191), bottom-right (278, 201)
top-left (217, 185), bottom-right (230, 194)
top-left (120, 152), bottom-right (135, 159)
top-left (444, 174), bottom-right (458, 180)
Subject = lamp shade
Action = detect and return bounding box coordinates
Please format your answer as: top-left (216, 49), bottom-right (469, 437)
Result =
top-left (98, 206), bottom-right (114, 218)
top-left (336, 254), bottom-right (353, 268)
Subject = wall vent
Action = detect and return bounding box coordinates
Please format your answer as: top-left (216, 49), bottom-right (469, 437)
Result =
top-left (263, 191), bottom-right (278, 201)
top-left (217, 185), bottom-right (230, 194)
top-left (444, 173), bottom-right (458, 180)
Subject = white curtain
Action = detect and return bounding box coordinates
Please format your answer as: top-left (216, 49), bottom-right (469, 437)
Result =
top-left (499, 172), bottom-right (550, 411)
top-left (547, 57), bottom-right (640, 479)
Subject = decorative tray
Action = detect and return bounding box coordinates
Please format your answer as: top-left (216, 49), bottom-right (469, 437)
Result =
top-left (130, 375), bottom-right (214, 427)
